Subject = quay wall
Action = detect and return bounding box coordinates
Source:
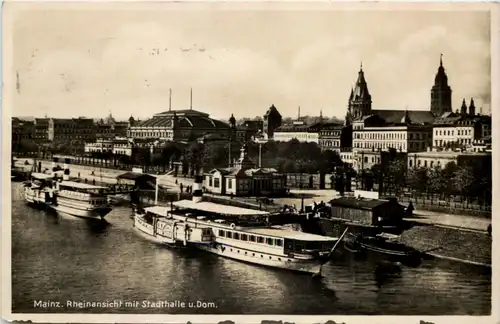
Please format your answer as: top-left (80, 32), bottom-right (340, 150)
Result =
top-left (316, 218), bottom-right (491, 267)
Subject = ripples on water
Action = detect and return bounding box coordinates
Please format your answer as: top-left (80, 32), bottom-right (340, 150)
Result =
top-left (10, 183), bottom-right (491, 315)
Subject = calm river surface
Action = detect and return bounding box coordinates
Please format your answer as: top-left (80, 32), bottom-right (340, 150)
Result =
top-left (10, 182), bottom-right (491, 315)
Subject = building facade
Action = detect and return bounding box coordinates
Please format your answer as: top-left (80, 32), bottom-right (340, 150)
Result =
top-left (33, 118), bottom-right (50, 143)
top-left (318, 123), bottom-right (353, 151)
top-left (128, 109), bottom-right (230, 142)
top-left (407, 150), bottom-right (491, 169)
top-left (95, 113), bottom-right (129, 139)
top-left (273, 121), bottom-right (319, 143)
top-left (352, 112), bottom-right (433, 154)
top-left (432, 100), bottom-right (491, 150)
top-left (204, 144), bottom-right (286, 196)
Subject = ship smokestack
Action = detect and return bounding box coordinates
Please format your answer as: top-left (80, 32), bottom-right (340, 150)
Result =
top-left (192, 175), bottom-right (203, 203)
top-left (63, 163), bottom-right (70, 180)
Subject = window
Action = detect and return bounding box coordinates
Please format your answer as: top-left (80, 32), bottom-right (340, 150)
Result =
top-left (249, 235), bottom-right (256, 242)
top-left (227, 179), bottom-right (232, 189)
top-left (276, 240), bottom-right (283, 247)
top-left (266, 238), bottom-right (274, 246)
top-left (257, 236), bottom-right (264, 244)
top-left (241, 234), bottom-right (248, 241)
top-left (218, 230), bottom-right (225, 237)
top-left (226, 232), bottom-right (232, 239)
top-left (233, 233), bottom-right (240, 240)
top-left (209, 177), bottom-right (213, 187)
top-left (214, 178), bottom-right (220, 188)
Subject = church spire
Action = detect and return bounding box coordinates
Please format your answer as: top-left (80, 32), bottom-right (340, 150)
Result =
top-left (460, 98), bottom-right (467, 116)
top-left (430, 54), bottom-right (452, 117)
top-left (347, 62), bottom-right (372, 122)
top-left (469, 98), bottom-right (476, 115)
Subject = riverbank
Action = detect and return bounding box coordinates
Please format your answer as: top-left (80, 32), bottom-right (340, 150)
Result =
top-left (14, 158), bottom-right (492, 267)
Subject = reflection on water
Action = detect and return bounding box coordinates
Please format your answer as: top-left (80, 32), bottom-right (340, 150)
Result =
top-left (10, 183), bottom-right (491, 315)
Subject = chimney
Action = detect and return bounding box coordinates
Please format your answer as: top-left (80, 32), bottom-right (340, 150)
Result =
top-left (192, 175), bottom-right (203, 203)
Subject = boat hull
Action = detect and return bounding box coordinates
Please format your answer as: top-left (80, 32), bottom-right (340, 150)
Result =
top-left (50, 204), bottom-right (111, 220)
top-left (133, 218), bottom-right (178, 245)
top-left (194, 242), bottom-right (324, 275)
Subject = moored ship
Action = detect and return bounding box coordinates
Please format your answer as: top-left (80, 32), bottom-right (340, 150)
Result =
top-left (134, 176), bottom-right (346, 276)
top-left (23, 164), bottom-right (112, 220)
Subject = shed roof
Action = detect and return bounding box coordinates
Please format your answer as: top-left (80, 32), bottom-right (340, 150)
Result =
top-left (329, 197), bottom-right (391, 210)
top-left (117, 172), bottom-right (156, 181)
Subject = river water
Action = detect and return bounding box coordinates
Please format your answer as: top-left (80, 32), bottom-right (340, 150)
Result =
top-left (10, 182), bottom-right (491, 315)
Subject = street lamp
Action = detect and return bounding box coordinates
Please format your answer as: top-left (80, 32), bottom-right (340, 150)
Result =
top-left (252, 130), bottom-right (268, 168)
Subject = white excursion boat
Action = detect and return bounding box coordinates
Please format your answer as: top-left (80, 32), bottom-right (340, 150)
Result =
top-left (24, 173), bottom-right (56, 206)
top-left (133, 176), bottom-right (347, 276)
top-left (23, 165), bottom-right (112, 220)
top-left (48, 181), bottom-right (112, 219)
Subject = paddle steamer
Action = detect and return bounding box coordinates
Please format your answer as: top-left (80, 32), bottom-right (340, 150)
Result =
top-left (134, 177), bottom-right (346, 276)
top-left (23, 165), bottom-right (112, 219)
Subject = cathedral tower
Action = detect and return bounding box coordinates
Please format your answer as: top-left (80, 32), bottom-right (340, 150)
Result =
top-left (346, 63), bottom-right (372, 125)
top-left (430, 54), bottom-right (452, 117)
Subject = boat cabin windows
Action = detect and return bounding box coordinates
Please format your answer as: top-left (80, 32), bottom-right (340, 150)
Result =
top-left (283, 239), bottom-right (335, 253)
top-left (219, 229), bottom-right (283, 248)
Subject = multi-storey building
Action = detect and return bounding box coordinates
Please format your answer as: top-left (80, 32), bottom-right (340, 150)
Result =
top-left (352, 112), bottom-right (433, 153)
top-left (12, 118), bottom-right (34, 150)
top-left (84, 137), bottom-right (133, 156)
top-left (48, 118), bottom-right (95, 142)
top-left (95, 113), bottom-right (129, 139)
top-left (432, 98), bottom-right (491, 149)
top-left (318, 123), bottom-right (352, 152)
top-left (128, 109), bottom-right (230, 142)
top-left (33, 118), bottom-right (50, 143)
top-left (407, 150), bottom-right (490, 169)
top-left (273, 121), bottom-right (319, 143)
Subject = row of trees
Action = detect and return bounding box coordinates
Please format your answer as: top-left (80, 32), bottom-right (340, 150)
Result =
top-left (362, 156), bottom-right (491, 204)
top-left (180, 138), bottom-right (346, 175)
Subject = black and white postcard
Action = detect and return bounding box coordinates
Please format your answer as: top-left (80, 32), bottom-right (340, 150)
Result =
top-left (1, 1), bottom-right (498, 324)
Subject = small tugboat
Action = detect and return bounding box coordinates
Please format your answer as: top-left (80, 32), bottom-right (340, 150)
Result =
top-left (345, 233), bottom-right (422, 266)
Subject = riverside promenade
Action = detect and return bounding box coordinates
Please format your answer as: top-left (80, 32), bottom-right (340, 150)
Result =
top-left (14, 157), bottom-right (491, 266)
top-left (16, 158), bottom-right (491, 232)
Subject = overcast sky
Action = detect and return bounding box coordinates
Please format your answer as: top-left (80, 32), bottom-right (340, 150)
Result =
top-left (8, 3), bottom-right (491, 121)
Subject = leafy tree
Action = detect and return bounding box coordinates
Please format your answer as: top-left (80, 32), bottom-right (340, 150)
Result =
top-left (406, 167), bottom-right (429, 193)
top-left (452, 166), bottom-right (475, 200)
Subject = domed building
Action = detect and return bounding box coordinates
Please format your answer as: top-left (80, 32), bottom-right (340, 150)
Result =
top-left (128, 109), bottom-right (231, 143)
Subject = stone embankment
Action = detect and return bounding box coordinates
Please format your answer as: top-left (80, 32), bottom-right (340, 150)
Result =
top-left (16, 158), bottom-right (491, 267)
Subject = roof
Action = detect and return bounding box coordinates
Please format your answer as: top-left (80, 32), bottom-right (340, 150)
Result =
top-left (133, 115), bottom-right (229, 130)
top-left (329, 197), bottom-right (392, 210)
top-left (31, 172), bottom-right (54, 180)
top-left (145, 206), bottom-right (172, 217)
top-left (173, 199), bottom-right (269, 215)
top-left (371, 109), bottom-right (436, 125)
top-left (59, 181), bottom-right (107, 190)
top-left (117, 172), bottom-right (156, 181)
top-left (244, 227), bottom-right (338, 241)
